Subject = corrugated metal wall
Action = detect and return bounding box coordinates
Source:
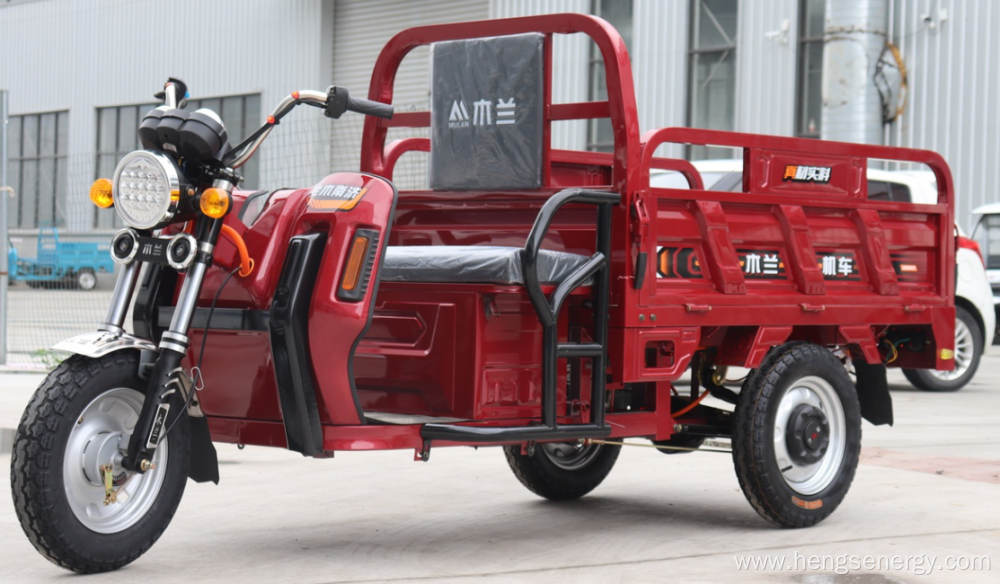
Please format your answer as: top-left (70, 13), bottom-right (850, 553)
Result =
top-left (2, 0), bottom-right (995, 229)
top-left (634, 0), bottom-right (688, 158)
top-left (735, 0), bottom-right (798, 138)
top-left (492, 0), bottom-right (800, 157)
top-left (886, 0), bottom-right (1000, 232)
top-left (0, 0), bottom-right (332, 231)
top-left (329, 0), bottom-right (488, 188)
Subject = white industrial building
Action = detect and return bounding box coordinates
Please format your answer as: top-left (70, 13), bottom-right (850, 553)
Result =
top-left (1, 0), bottom-right (998, 234)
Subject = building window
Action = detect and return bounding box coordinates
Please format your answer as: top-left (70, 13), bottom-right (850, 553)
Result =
top-left (95, 94), bottom-right (261, 228)
top-left (6, 111), bottom-right (69, 229)
top-left (796, 0), bottom-right (825, 138)
top-left (587, 0), bottom-right (633, 152)
top-left (687, 0), bottom-right (738, 160)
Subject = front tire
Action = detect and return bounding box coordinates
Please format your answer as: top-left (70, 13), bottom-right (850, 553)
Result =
top-left (10, 352), bottom-right (190, 573)
top-left (76, 269), bottom-right (98, 291)
top-left (732, 343), bottom-right (862, 528)
top-left (903, 305), bottom-right (983, 392)
top-left (503, 441), bottom-right (620, 501)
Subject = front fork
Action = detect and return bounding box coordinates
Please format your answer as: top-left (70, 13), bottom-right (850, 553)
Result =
top-left (120, 217), bottom-right (222, 473)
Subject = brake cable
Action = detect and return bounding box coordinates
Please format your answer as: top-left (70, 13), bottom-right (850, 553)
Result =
top-left (159, 264), bottom-right (241, 441)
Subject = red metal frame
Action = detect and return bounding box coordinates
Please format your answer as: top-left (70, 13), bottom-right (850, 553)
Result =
top-left (360, 13), bottom-right (640, 193)
top-left (186, 14), bottom-right (955, 454)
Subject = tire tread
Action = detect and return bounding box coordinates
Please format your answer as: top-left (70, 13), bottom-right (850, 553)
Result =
top-left (10, 352), bottom-right (186, 573)
top-left (732, 343), bottom-right (861, 528)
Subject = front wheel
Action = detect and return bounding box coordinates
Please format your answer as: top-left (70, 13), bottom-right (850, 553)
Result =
top-left (10, 352), bottom-right (190, 573)
top-left (732, 343), bottom-right (862, 528)
top-left (903, 305), bottom-right (983, 392)
top-left (503, 441), bottom-right (621, 501)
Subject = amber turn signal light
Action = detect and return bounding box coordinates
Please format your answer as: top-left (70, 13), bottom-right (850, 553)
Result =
top-left (90, 178), bottom-right (114, 208)
top-left (200, 188), bottom-right (231, 219)
top-left (341, 235), bottom-right (370, 292)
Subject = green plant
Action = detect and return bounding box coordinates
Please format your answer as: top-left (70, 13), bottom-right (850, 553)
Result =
top-left (32, 348), bottom-right (65, 370)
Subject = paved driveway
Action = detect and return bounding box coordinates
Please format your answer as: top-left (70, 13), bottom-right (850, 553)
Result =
top-left (1, 358), bottom-right (997, 583)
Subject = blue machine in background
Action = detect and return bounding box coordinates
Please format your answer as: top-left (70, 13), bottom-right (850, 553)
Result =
top-left (7, 227), bottom-right (114, 290)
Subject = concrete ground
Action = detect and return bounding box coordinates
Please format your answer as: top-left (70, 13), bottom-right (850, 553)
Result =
top-left (1, 358), bottom-right (998, 584)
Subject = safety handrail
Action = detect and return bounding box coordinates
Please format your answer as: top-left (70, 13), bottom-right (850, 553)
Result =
top-left (521, 188), bottom-right (620, 327)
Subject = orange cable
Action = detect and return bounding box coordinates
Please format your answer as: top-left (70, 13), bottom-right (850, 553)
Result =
top-left (219, 224), bottom-right (254, 277)
top-left (671, 389), bottom-right (710, 418)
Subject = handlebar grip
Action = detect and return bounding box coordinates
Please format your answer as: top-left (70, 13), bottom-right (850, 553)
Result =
top-left (347, 97), bottom-right (394, 120)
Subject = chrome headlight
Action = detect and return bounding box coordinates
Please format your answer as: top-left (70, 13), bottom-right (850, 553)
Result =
top-left (112, 150), bottom-right (181, 229)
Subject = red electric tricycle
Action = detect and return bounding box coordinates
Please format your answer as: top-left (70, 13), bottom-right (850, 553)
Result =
top-left (11, 13), bottom-right (955, 573)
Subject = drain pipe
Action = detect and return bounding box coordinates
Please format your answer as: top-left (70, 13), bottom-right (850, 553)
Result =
top-left (821, 0), bottom-right (889, 145)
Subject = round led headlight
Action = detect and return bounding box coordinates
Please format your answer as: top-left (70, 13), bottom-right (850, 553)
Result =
top-left (111, 150), bottom-right (181, 229)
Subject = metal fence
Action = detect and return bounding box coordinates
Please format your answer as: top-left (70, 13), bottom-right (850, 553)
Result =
top-left (1, 104), bottom-right (430, 369)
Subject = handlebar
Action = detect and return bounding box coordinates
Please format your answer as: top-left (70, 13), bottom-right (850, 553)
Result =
top-left (222, 86), bottom-right (393, 170)
top-left (347, 96), bottom-right (394, 120)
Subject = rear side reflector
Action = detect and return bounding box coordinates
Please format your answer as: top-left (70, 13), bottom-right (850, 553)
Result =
top-left (342, 235), bottom-right (370, 291)
top-left (337, 228), bottom-right (380, 302)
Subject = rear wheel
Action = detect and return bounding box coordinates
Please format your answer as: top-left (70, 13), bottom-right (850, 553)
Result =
top-left (732, 343), bottom-right (861, 528)
top-left (76, 269), bottom-right (98, 291)
top-left (10, 352), bottom-right (190, 573)
top-left (903, 305), bottom-right (982, 392)
top-left (503, 441), bottom-right (621, 501)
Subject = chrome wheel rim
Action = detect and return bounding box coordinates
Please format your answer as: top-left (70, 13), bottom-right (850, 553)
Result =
top-left (928, 317), bottom-right (973, 382)
top-left (772, 376), bottom-right (846, 495)
top-left (78, 271), bottom-right (97, 290)
top-left (540, 442), bottom-right (603, 471)
top-left (63, 388), bottom-right (168, 534)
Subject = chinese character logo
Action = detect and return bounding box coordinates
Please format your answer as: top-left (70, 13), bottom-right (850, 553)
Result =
top-left (817, 252), bottom-right (859, 280)
top-left (446, 98), bottom-right (517, 129)
top-left (783, 165), bottom-right (832, 183)
top-left (472, 99), bottom-right (492, 126)
top-left (448, 100), bottom-right (470, 127)
top-left (309, 184), bottom-right (368, 211)
top-left (739, 250), bottom-right (786, 279)
top-left (496, 98), bottom-right (516, 125)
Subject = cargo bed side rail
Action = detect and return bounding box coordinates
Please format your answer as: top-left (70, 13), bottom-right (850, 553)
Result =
top-left (635, 127), bottom-right (955, 307)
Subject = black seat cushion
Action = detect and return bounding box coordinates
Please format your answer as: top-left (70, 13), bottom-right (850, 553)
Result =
top-left (380, 246), bottom-right (589, 285)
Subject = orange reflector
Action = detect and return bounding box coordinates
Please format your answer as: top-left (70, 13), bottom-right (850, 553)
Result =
top-left (342, 235), bottom-right (370, 291)
top-left (90, 178), bottom-right (114, 208)
top-left (200, 188), bottom-right (231, 218)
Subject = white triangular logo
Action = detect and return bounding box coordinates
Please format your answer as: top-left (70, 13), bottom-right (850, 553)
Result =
top-left (449, 100), bottom-right (469, 122)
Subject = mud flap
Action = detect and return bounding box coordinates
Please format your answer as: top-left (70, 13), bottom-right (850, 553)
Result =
top-left (187, 416), bottom-right (220, 484)
top-left (854, 360), bottom-right (893, 426)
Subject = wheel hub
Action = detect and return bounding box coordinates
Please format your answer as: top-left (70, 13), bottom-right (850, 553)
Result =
top-left (785, 404), bottom-right (830, 465)
top-left (64, 387), bottom-right (169, 534)
top-left (81, 432), bottom-right (128, 487)
top-left (540, 442), bottom-right (602, 470)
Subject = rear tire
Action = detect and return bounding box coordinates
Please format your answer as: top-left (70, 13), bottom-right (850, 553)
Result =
top-left (732, 343), bottom-right (862, 528)
top-left (503, 441), bottom-right (620, 501)
top-left (902, 305), bottom-right (982, 392)
top-left (10, 352), bottom-right (190, 573)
